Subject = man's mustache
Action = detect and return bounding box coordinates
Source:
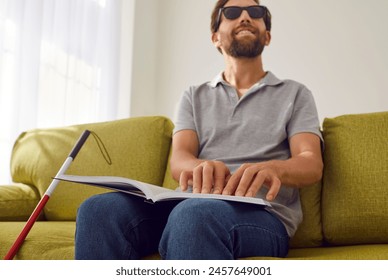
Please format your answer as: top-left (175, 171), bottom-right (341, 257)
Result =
top-left (233, 22), bottom-right (258, 35)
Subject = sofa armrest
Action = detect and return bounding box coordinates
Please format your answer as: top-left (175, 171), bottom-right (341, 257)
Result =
top-left (0, 183), bottom-right (40, 221)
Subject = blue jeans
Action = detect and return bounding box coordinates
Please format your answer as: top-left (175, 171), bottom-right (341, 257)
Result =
top-left (75, 192), bottom-right (289, 260)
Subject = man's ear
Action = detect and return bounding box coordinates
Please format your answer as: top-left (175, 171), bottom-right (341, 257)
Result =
top-left (265, 31), bottom-right (272, 46)
top-left (212, 32), bottom-right (222, 48)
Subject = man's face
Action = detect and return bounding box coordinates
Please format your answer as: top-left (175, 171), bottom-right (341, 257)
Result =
top-left (213, 0), bottom-right (270, 58)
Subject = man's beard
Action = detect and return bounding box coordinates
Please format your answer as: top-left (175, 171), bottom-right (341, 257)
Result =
top-left (227, 34), bottom-right (265, 58)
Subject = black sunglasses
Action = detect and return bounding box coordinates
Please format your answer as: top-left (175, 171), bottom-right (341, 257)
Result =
top-left (215, 5), bottom-right (268, 32)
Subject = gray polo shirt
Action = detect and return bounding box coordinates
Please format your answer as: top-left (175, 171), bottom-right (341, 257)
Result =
top-left (173, 71), bottom-right (322, 237)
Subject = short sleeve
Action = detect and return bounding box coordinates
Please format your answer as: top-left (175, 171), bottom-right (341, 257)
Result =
top-left (287, 86), bottom-right (323, 141)
top-left (173, 88), bottom-right (196, 134)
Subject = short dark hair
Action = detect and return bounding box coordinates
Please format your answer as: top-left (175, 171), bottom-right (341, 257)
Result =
top-left (210, 0), bottom-right (272, 33)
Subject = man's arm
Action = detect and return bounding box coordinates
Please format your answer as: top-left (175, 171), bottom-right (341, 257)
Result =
top-left (171, 130), bottom-right (323, 201)
top-left (222, 133), bottom-right (323, 200)
top-left (170, 130), bottom-right (231, 194)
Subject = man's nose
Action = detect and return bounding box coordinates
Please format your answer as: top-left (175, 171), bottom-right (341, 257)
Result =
top-left (239, 10), bottom-right (252, 22)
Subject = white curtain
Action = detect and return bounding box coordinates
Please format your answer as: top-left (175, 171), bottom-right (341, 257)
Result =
top-left (0, 0), bottom-right (127, 183)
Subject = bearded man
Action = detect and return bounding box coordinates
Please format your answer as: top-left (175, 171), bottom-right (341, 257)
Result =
top-left (74, 0), bottom-right (323, 260)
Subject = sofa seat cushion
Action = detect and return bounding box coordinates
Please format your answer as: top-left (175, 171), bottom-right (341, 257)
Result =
top-left (286, 244), bottom-right (388, 260)
top-left (3, 222), bottom-right (387, 260)
top-left (10, 116), bottom-right (174, 220)
top-left (0, 221), bottom-right (75, 260)
top-left (322, 112), bottom-right (388, 245)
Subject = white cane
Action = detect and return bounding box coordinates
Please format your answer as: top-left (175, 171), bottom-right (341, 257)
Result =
top-left (4, 130), bottom-right (91, 260)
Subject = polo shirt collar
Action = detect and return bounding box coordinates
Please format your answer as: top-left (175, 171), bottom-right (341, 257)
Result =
top-left (209, 71), bottom-right (284, 88)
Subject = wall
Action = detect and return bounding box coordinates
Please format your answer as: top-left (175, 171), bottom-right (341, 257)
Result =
top-left (130, 0), bottom-right (222, 117)
top-left (265, 0), bottom-right (388, 121)
top-left (117, 0), bottom-right (135, 118)
top-left (129, 0), bottom-right (160, 116)
top-left (130, 0), bottom-right (388, 123)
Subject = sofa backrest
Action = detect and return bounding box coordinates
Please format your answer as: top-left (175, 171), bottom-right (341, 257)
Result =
top-left (322, 111), bottom-right (388, 245)
top-left (10, 116), bottom-right (174, 221)
top-left (288, 182), bottom-right (323, 248)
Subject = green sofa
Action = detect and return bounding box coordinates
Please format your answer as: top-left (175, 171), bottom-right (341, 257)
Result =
top-left (1, 112), bottom-right (388, 260)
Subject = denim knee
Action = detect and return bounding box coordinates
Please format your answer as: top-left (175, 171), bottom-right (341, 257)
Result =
top-left (76, 194), bottom-right (103, 229)
top-left (165, 199), bottom-right (223, 231)
top-left (76, 192), bottom-right (168, 259)
top-left (159, 199), bottom-right (289, 259)
top-left (159, 199), bottom-right (234, 259)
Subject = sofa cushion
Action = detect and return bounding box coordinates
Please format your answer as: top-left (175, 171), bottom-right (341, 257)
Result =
top-left (322, 111), bottom-right (388, 245)
top-left (11, 116), bottom-right (174, 220)
top-left (0, 221), bottom-right (75, 260)
top-left (289, 182), bottom-right (323, 248)
top-left (0, 183), bottom-right (40, 221)
top-left (286, 244), bottom-right (388, 260)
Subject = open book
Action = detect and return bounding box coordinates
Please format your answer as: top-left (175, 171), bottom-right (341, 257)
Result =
top-left (55, 174), bottom-right (271, 207)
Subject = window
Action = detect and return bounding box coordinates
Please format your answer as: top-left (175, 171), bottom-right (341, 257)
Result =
top-left (0, 0), bottom-right (133, 183)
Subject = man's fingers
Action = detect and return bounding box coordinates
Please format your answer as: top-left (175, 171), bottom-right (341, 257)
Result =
top-left (222, 172), bottom-right (241, 195)
top-left (234, 165), bottom-right (259, 196)
top-left (265, 176), bottom-right (281, 201)
top-left (192, 165), bottom-right (203, 193)
top-left (223, 164), bottom-right (282, 201)
top-left (224, 164), bottom-right (254, 196)
top-left (245, 170), bottom-right (281, 200)
top-left (244, 172), bottom-right (265, 197)
top-left (181, 161), bottom-right (231, 194)
top-left (179, 171), bottom-right (191, 191)
top-left (201, 163), bottom-right (214, 194)
top-left (213, 167), bottom-right (228, 194)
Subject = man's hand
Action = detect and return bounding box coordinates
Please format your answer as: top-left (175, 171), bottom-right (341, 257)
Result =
top-left (172, 130), bottom-right (322, 202)
top-left (222, 163), bottom-right (281, 201)
top-left (179, 160), bottom-right (231, 194)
